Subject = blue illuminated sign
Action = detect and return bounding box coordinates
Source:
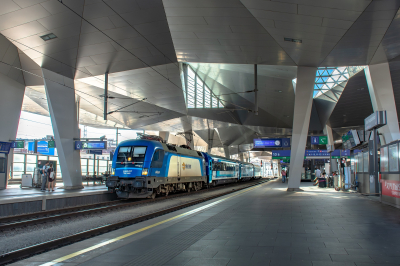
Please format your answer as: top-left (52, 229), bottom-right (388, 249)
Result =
top-left (0, 142), bottom-right (11, 154)
top-left (89, 150), bottom-right (103, 155)
top-left (305, 150), bottom-right (330, 157)
top-left (341, 150), bottom-right (350, 157)
top-left (75, 141), bottom-right (107, 150)
top-left (272, 150), bottom-right (291, 158)
top-left (311, 136), bottom-right (319, 145)
top-left (254, 138), bottom-right (291, 148)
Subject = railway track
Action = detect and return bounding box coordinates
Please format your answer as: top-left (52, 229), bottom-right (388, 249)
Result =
top-left (0, 179), bottom-right (268, 265)
top-left (0, 179), bottom-right (267, 232)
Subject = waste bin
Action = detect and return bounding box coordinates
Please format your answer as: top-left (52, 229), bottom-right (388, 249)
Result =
top-left (318, 178), bottom-right (326, 188)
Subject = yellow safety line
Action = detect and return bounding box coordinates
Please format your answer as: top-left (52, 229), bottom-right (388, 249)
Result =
top-left (39, 183), bottom-right (263, 266)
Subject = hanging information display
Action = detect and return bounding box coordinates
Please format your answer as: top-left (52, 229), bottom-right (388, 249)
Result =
top-left (253, 138), bottom-right (290, 148)
top-left (75, 141), bottom-right (107, 150)
top-left (0, 142), bottom-right (11, 154)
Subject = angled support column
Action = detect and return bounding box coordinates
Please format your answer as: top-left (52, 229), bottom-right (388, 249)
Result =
top-left (365, 64), bottom-right (400, 144)
top-left (223, 146), bottom-right (230, 159)
top-left (42, 69), bottom-right (83, 189)
top-left (0, 73), bottom-right (25, 189)
top-left (324, 124), bottom-right (337, 173)
top-left (159, 131), bottom-right (170, 143)
top-left (288, 66), bottom-right (317, 191)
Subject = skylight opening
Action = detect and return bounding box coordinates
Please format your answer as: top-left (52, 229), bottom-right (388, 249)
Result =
top-left (185, 66), bottom-right (224, 109)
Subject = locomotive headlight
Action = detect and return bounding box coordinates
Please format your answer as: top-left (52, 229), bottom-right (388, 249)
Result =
top-left (128, 157), bottom-right (132, 161)
top-left (142, 168), bottom-right (148, 176)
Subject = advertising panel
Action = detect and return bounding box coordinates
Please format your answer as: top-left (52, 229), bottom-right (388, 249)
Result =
top-left (381, 180), bottom-right (400, 199)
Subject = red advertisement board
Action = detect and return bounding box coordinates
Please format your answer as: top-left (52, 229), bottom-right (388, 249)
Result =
top-left (381, 180), bottom-right (400, 198)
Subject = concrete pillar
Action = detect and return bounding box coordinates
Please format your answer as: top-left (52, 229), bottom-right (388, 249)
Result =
top-left (324, 125), bottom-right (335, 147)
top-left (0, 73), bottom-right (25, 189)
top-left (239, 153), bottom-right (244, 162)
top-left (42, 69), bottom-right (83, 189)
top-left (288, 66), bottom-right (317, 191)
top-left (223, 146), bottom-right (230, 159)
top-left (365, 64), bottom-right (400, 144)
top-left (159, 131), bottom-right (169, 143)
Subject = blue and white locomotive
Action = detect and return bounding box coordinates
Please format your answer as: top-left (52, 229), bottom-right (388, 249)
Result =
top-left (106, 139), bottom-right (263, 199)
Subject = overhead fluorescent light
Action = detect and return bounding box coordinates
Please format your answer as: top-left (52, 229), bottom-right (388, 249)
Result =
top-left (284, 37), bottom-right (302, 44)
top-left (40, 33), bottom-right (57, 41)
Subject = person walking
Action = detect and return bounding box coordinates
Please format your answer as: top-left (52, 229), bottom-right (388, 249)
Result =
top-left (281, 169), bottom-right (287, 183)
top-left (40, 161), bottom-right (49, 192)
top-left (47, 163), bottom-right (55, 192)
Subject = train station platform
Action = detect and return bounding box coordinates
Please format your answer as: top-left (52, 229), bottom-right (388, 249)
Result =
top-left (0, 184), bottom-right (113, 217)
top-left (11, 178), bottom-right (400, 266)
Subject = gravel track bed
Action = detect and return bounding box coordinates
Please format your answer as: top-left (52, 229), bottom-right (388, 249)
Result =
top-left (0, 180), bottom-right (266, 255)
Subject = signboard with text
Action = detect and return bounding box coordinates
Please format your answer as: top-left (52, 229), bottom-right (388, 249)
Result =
top-left (75, 141), bottom-right (107, 150)
top-left (381, 180), bottom-right (400, 199)
top-left (253, 138), bottom-right (290, 148)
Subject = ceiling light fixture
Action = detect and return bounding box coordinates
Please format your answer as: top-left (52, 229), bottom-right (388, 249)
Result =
top-left (40, 33), bottom-right (57, 41)
top-left (284, 37), bottom-right (302, 44)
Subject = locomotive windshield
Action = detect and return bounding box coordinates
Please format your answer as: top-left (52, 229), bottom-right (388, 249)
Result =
top-left (116, 146), bottom-right (147, 168)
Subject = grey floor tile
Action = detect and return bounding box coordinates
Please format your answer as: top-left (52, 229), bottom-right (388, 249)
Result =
top-left (312, 262), bottom-right (355, 266)
top-left (330, 254), bottom-right (375, 263)
top-left (163, 257), bottom-right (192, 266)
top-left (185, 258), bottom-right (230, 266)
top-left (214, 250), bottom-right (254, 259)
top-left (227, 258), bottom-right (269, 266)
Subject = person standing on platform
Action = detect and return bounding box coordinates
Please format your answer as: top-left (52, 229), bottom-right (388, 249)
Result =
top-left (47, 163), bottom-right (55, 192)
top-left (281, 169), bottom-right (287, 183)
top-left (40, 161), bottom-right (49, 192)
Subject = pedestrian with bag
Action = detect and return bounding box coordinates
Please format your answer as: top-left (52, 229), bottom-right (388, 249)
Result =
top-left (281, 169), bottom-right (287, 183)
top-left (40, 161), bottom-right (49, 192)
top-left (47, 163), bottom-right (55, 192)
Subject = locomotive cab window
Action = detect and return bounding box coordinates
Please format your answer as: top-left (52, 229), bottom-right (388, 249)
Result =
top-left (151, 149), bottom-right (165, 168)
top-left (116, 146), bottom-right (147, 167)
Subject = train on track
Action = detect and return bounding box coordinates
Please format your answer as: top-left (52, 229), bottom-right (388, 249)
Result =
top-left (106, 138), bottom-right (262, 199)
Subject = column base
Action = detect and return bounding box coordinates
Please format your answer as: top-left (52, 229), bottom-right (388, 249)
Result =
top-left (287, 188), bottom-right (304, 192)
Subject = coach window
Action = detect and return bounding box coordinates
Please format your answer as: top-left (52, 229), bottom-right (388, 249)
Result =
top-left (151, 150), bottom-right (165, 168)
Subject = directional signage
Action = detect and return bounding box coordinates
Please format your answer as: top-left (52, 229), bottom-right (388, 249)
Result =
top-left (331, 149), bottom-right (341, 159)
top-left (311, 136), bottom-right (319, 145)
top-left (75, 141), bottom-right (107, 150)
top-left (0, 142), bottom-right (11, 154)
top-left (89, 150), bottom-right (102, 155)
top-left (311, 136), bottom-right (327, 145)
top-left (254, 138), bottom-right (290, 148)
top-left (48, 140), bottom-right (55, 148)
top-left (11, 141), bottom-right (24, 149)
top-left (272, 150), bottom-right (291, 159)
top-left (319, 136), bottom-right (328, 145)
top-left (305, 150), bottom-right (330, 158)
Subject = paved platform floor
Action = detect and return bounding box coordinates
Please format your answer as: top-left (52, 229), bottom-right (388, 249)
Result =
top-left (11, 178), bottom-right (400, 266)
top-left (0, 184), bottom-right (107, 201)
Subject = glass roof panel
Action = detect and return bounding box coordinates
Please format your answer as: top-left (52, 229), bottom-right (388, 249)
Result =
top-left (185, 65), bottom-right (223, 108)
top-left (313, 66), bottom-right (365, 98)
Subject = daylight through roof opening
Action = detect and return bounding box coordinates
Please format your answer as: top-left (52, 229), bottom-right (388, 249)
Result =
top-left (185, 66), bottom-right (223, 109)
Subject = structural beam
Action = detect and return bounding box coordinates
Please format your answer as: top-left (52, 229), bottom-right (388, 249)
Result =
top-left (42, 69), bottom-right (83, 189)
top-left (365, 63), bottom-right (400, 144)
top-left (288, 66), bottom-right (317, 191)
top-left (104, 72), bottom-right (108, 121)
